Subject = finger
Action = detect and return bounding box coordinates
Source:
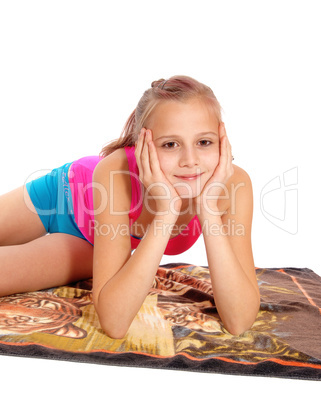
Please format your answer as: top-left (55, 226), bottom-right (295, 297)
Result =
top-left (216, 136), bottom-right (229, 180)
top-left (226, 136), bottom-right (234, 176)
top-left (141, 129), bottom-right (151, 176)
top-left (219, 123), bottom-right (228, 156)
top-left (219, 122), bottom-right (226, 143)
top-left (135, 128), bottom-right (147, 179)
top-left (220, 135), bottom-right (229, 169)
top-left (147, 131), bottom-right (161, 175)
top-left (135, 128), bottom-right (145, 159)
top-left (227, 136), bottom-right (233, 163)
top-left (222, 123), bottom-right (233, 161)
top-left (221, 123), bottom-right (232, 167)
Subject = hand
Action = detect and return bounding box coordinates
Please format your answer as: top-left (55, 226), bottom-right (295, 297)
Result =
top-left (135, 128), bottom-right (182, 219)
top-left (193, 122), bottom-right (234, 216)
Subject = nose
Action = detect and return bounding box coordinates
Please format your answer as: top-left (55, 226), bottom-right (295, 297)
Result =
top-left (178, 146), bottom-right (200, 168)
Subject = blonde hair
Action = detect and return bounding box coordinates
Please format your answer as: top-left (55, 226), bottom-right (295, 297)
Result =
top-left (100, 75), bottom-right (223, 157)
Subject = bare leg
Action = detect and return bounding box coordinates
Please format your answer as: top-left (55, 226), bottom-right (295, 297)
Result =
top-left (0, 185), bottom-right (47, 245)
top-left (0, 185), bottom-right (93, 296)
top-left (0, 233), bottom-right (93, 296)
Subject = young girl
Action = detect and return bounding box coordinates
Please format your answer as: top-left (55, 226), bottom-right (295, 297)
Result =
top-left (0, 75), bottom-right (260, 338)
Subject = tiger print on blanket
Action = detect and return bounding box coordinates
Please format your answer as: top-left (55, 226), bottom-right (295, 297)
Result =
top-left (0, 291), bottom-right (91, 338)
top-left (0, 263), bottom-right (321, 380)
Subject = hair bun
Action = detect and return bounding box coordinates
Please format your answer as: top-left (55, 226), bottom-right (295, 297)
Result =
top-left (151, 79), bottom-right (166, 88)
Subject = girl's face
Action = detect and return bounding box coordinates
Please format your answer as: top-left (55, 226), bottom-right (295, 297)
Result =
top-left (146, 98), bottom-right (220, 198)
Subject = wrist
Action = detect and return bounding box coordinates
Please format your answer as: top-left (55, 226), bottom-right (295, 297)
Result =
top-left (152, 212), bottom-right (179, 226)
top-left (195, 202), bottom-right (224, 222)
top-left (197, 212), bottom-right (223, 226)
top-left (150, 217), bottom-right (179, 239)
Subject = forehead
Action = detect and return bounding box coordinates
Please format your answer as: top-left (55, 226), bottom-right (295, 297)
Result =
top-left (147, 99), bottom-right (219, 137)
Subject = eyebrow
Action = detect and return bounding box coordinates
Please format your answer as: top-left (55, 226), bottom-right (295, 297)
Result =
top-left (155, 132), bottom-right (218, 141)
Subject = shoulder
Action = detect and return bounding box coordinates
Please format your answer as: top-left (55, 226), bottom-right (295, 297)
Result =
top-left (94, 148), bottom-right (130, 175)
top-left (93, 148), bottom-right (131, 183)
top-left (225, 163), bottom-right (253, 217)
top-left (230, 164), bottom-right (253, 197)
top-left (217, 164), bottom-right (253, 214)
top-left (93, 148), bottom-right (132, 211)
top-left (230, 164), bottom-right (252, 184)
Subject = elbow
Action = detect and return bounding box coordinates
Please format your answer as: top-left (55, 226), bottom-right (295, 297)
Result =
top-left (93, 291), bottom-right (130, 339)
top-left (100, 324), bottom-right (127, 339)
top-left (224, 323), bottom-right (250, 337)
top-left (95, 308), bottom-right (129, 340)
top-left (223, 308), bottom-right (260, 336)
top-left (98, 314), bottom-right (129, 339)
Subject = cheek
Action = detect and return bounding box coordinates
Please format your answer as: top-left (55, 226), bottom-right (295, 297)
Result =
top-left (205, 153), bottom-right (220, 173)
top-left (157, 152), bottom-right (174, 175)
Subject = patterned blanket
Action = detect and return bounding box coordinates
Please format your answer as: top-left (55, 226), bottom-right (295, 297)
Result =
top-left (0, 263), bottom-right (320, 381)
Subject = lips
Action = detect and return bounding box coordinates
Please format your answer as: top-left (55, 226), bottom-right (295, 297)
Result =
top-left (175, 173), bottom-right (203, 180)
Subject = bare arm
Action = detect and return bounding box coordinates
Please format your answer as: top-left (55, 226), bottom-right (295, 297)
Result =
top-left (92, 129), bottom-right (181, 339)
top-left (195, 124), bottom-right (260, 335)
top-left (94, 215), bottom-right (177, 339)
top-left (198, 173), bottom-right (260, 335)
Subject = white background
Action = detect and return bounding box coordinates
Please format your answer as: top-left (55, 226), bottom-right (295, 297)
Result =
top-left (0, 0), bottom-right (320, 400)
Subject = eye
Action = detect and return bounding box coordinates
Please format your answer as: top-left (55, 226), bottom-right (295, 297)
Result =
top-left (162, 141), bottom-right (177, 149)
top-left (198, 140), bottom-right (212, 146)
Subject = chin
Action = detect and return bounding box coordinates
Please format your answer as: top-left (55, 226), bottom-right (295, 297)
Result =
top-left (172, 178), bottom-right (206, 199)
top-left (175, 186), bottom-right (199, 198)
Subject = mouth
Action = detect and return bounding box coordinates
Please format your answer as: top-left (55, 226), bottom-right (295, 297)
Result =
top-left (174, 173), bottom-right (204, 181)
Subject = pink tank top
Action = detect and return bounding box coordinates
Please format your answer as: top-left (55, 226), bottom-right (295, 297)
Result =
top-left (68, 147), bottom-right (202, 255)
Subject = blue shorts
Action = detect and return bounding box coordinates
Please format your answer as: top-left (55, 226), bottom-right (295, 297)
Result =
top-left (25, 162), bottom-right (87, 242)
